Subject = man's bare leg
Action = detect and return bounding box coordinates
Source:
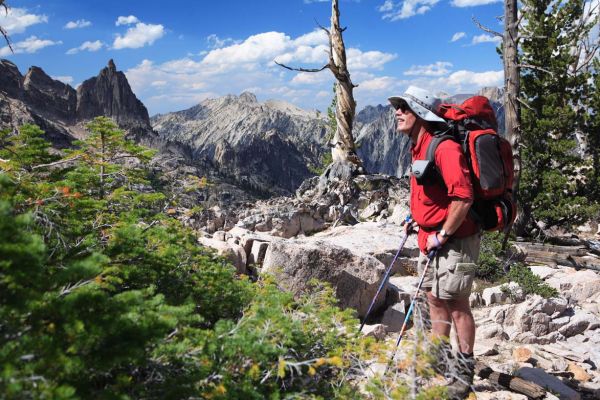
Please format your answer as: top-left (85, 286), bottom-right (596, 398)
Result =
top-left (426, 291), bottom-right (452, 337)
top-left (448, 296), bottom-right (475, 354)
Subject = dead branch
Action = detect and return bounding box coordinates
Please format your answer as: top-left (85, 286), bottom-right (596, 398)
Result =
top-left (516, 97), bottom-right (535, 112)
top-left (273, 61), bottom-right (329, 73)
top-left (0, 0), bottom-right (13, 52)
top-left (518, 63), bottom-right (554, 75)
top-left (472, 16), bottom-right (503, 37)
top-left (31, 155), bottom-right (83, 170)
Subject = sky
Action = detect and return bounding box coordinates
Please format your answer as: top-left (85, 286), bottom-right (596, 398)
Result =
top-left (0, 0), bottom-right (507, 115)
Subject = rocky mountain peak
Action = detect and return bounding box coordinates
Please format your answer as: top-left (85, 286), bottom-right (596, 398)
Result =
top-left (239, 91), bottom-right (258, 103)
top-left (478, 86), bottom-right (504, 103)
top-left (0, 59), bottom-right (24, 98)
top-left (76, 59), bottom-right (151, 132)
top-left (107, 59), bottom-right (117, 72)
top-left (23, 65), bottom-right (77, 122)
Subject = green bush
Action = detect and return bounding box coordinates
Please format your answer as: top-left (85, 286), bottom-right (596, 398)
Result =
top-left (475, 232), bottom-right (558, 299)
top-left (475, 232), bottom-right (505, 282)
top-left (0, 121), bottom-right (369, 399)
top-left (504, 263), bottom-right (558, 299)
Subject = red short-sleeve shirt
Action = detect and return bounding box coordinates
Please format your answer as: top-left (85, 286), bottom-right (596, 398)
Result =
top-left (410, 130), bottom-right (479, 252)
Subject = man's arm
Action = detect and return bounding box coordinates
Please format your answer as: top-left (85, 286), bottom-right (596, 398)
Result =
top-left (425, 198), bottom-right (472, 251)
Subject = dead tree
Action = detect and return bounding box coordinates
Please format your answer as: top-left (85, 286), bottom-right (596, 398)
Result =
top-left (473, 10), bottom-right (522, 240)
top-left (503, 0), bottom-right (523, 238)
top-left (275, 0), bottom-right (363, 174)
top-left (0, 0), bottom-right (13, 51)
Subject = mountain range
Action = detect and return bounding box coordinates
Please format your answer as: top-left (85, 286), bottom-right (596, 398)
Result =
top-left (0, 59), bottom-right (505, 199)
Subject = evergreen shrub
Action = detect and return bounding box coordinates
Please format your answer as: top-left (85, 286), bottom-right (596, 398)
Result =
top-left (0, 120), bottom-right (371, 399)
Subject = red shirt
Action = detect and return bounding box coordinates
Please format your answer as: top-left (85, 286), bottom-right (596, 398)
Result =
top-left (410, 130), bottom-right (479, 253)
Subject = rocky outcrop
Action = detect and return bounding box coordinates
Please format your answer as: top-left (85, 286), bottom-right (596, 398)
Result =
top-left (76, 59), bottom-right (152, 135)
top-left (0, 59), bottom-right (155, 148)
top-left (0, 59), bottom-right (23, 99)
top-left (23, 66), bottom-right (77, 122)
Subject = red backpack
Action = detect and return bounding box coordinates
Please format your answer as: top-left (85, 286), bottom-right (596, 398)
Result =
top-left (427, 96), bottom-right (516, 232)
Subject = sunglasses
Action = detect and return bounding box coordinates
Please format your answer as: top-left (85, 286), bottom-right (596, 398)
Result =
top-left (395, 101), bottom-right (410, 113)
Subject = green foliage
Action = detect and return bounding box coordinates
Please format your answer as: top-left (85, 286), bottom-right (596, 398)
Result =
top-left (364, 334), bottom-right (449, 399)
top-left (0, 121), bottom-right (373, 399)
top-left (585, 58), bottom-right (600, 204)
top-left (518, 0), bottom-right (600, 231)
top-left (475, 233), bottom-right (557, 298)
top-left (475, 232), bottom-right (505, 282)
top-left (503, 263), bottom-right (559, 299)
top-left (308, 152), bottom-right (334, 176)
top-left (326, 84), bottom-right (338, 145)
top-left (0, 124), bottom-right (59, 170)
top-left (309, 85), bottom-right (337, 176)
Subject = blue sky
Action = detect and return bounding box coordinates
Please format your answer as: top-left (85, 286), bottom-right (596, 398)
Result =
top-left (0, 0), bottom-right (506, 115)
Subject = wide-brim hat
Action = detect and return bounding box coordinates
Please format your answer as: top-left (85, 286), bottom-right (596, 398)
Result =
top-left (388, 86), bottom-right (445, 123)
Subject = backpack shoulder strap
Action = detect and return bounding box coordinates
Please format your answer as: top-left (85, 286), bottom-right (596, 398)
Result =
top-left (425, 134), bottom-right (455, 163)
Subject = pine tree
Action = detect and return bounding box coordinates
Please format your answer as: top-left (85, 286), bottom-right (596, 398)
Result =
top-left (518, 0), bottom-right (599, 231)
top-left (585, 59), bottom-right (600, 202)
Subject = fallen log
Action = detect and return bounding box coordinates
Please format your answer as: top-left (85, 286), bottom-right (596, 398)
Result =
top-left (516, 242), bottom-right (588, 257)
top-left (475, 361), bottom-right (546, 399)
top-left (514, 242), bottom-right (600, 271)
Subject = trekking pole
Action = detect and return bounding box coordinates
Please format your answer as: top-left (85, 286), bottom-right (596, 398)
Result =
top-left (359, 216), bottom-right (413, 333)
top-left (385, 248), bottom-right (438, 374)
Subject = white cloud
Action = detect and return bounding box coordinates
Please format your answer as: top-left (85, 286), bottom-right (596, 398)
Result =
top-left (66, 40), bottom-right (104, 55)
top-left (451, 32), bottom-right (466, 42)
top-left (442, 70), bottom-right (503, 88)
top-left (125, 29), bottom-right (396, 114)
top-left (451, 0), bottom-right (501, 6)
top-left (404, 61), bottom-right (453, 76)
top-left (64, 19), bottom-right (91, 29)
top-left (206, 34), bottom-right (239, 49)
top-left (357, 76), bottom-right (400, 91)
top-left (291, 71), bottom-right (333, 85)
top-left (293, 29), bottom-right (329, 46)
top-left (203, 32), bottom-right (289, 67)
top-left (347, 48), bottom-right (397, 70)
top-left (0, 8), bottom-right (47, 34)
top-left (113, 22), bottom-right (165, 49)
top-left (51, 75), bottom-right (74, 84)
top-left (0, 35), bottom-right (61, 56)
top-left (472, 34), bottom-right (502, 44)
top-left (115, 15), bottom-right (140, 26)
top-left (378, 0), bottom-right (440, 20)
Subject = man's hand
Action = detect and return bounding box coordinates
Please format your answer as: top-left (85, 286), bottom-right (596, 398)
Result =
top-left (426, 232), bottom-right (448, 252)
top-left (403, 219), bottom-right (417, 235)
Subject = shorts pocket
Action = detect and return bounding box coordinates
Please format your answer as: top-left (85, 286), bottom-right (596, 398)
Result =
top-left (443, 262), bottom-right (477, 297)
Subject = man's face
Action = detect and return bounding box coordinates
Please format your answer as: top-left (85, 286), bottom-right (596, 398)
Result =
top-left (395, 101), bottom-right (417, 135)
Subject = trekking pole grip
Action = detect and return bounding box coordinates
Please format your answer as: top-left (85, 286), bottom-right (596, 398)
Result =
top-left (428, 248), bottom-right (437, 259)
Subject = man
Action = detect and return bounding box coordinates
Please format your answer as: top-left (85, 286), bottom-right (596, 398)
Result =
top-left (388, 86), bottom-right (481, 399)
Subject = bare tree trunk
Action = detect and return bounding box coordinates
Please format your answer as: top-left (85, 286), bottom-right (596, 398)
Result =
top-left (275, 0), bottom-right (363, 174)
top-left (329, 0), bottom-right (362, 169)
top-left (503, 0), bottom-right (524, 238)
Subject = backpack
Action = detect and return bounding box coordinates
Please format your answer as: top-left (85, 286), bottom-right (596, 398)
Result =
top-left (424, 96), bottom-right (516, 232)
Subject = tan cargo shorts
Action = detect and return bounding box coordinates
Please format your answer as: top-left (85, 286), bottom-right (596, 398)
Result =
top-left (417, 233), bottom-right (481, 300)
